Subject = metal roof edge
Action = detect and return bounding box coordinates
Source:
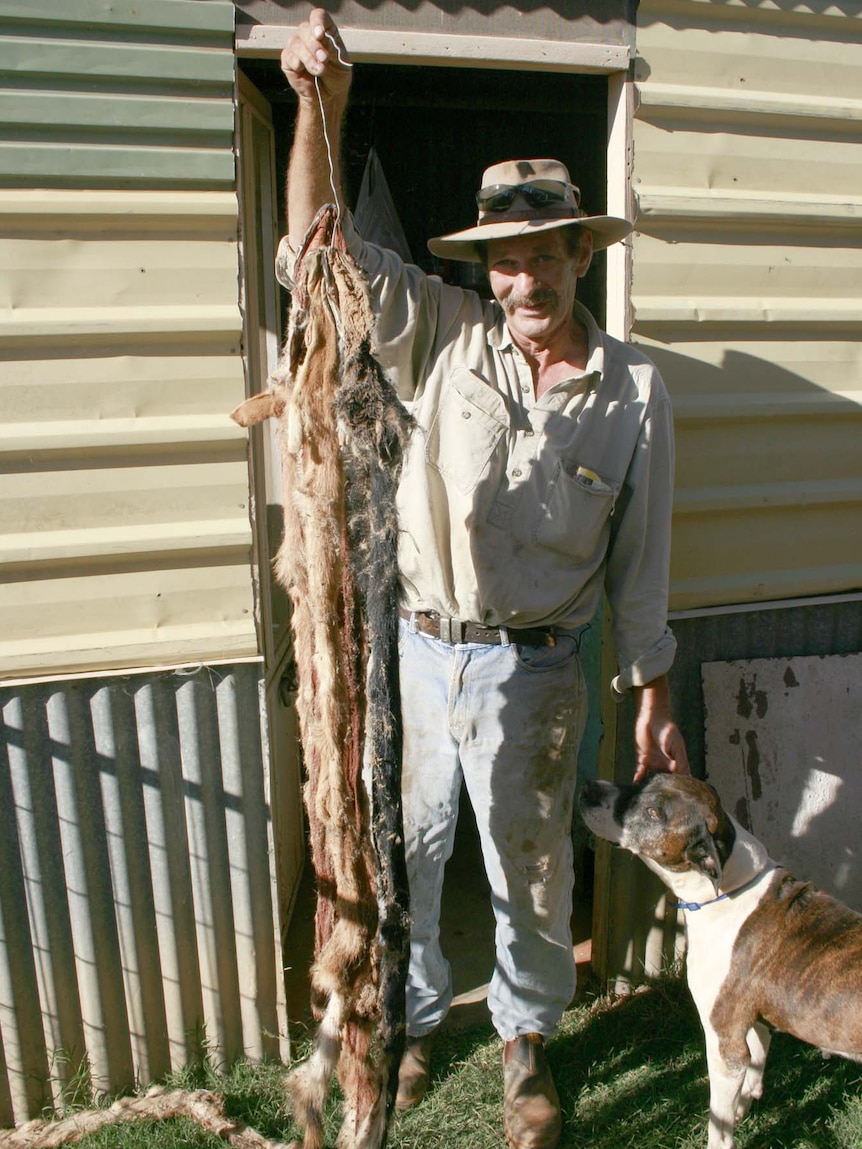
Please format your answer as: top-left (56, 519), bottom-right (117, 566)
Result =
top-left (669, 590), bottom-right (862, 622)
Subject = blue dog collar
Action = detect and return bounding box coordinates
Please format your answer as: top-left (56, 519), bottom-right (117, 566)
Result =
top-left (676, 869), bottom-right (768, 913)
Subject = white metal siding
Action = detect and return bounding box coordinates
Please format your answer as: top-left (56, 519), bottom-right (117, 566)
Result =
top-left (0, 0), bottom-right (254, 679)
top-left (593, 0), bottom-right (862, 990)
top-left (0, 189), bottom-right (255, 678)
top-left (631, 0), bottom-right (862, 612)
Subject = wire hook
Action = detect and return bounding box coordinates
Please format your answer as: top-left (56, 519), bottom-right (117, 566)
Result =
top-left (314, 31), bottom-right (353, 221)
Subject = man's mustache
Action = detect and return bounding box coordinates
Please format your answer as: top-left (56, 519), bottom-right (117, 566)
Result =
top-left (503, 289), bottom-right (558, 313)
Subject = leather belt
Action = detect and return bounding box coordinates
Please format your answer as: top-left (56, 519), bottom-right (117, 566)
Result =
top-left (399, 608), bottom-right (557, 648)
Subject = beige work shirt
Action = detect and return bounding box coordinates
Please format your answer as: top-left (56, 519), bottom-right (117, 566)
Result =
top-left (276, 216), bottom-right (677, 696)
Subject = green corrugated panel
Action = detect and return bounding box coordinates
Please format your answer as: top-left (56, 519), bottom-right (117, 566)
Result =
top-left (0, 40), bottom-right (233, 85)
top-left (0, 90), bottom-right (231, 134)
top-left (0, 0), bottom-right (234, 34)
top-left (0, 144), bottom-right (236, 186)
top-left (0, 0), bottom-right (236, 189)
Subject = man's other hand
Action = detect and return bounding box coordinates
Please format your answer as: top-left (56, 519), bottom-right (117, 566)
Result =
top-left (632, 676), bottom-right (691, 781)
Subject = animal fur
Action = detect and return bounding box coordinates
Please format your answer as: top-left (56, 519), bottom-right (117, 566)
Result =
top-left (0, 1087), bottom-right (289, 1148)
top-left (232, 206), bottom-right (412, 1149)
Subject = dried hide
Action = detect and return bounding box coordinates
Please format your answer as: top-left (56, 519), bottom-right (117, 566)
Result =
top-left (0, 1088), bottom-right (290, 1149)
top-left (232, 206), bottom-right (412, 1149)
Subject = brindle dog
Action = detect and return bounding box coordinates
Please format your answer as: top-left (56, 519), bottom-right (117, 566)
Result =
top-left (579, 774), bottom-right (862, 1149)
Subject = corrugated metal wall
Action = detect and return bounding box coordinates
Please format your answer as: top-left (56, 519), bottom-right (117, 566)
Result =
top-left (594, 0), bottom-right (862, 986)
top-left (235, 0), bottom-right (636, 50)
top-left (629, 0), bottom-right (862, 613)
top-left (0, 0), bottom-right (256, 678)
top-left (0, 0), bottom-right (236, 188)
top-left (0, 663), bottom-right (289, 1127)
top-left (0, 0), bottom-right (299, 1125)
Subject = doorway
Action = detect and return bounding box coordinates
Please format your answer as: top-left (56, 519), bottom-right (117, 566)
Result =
top-left (238, 58), bottom-right (610, 322)
top-left (237, 54), bottom-right (614, 1015)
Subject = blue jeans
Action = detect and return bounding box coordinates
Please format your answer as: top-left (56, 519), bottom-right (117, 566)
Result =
top-left (398, 615), bottom-right (587, 1041)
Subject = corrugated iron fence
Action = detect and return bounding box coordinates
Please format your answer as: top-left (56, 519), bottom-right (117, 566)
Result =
top-left (0, 662), bottom-right (288, 1127)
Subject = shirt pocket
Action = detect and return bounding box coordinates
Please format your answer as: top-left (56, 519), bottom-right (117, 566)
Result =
top-left (534, 464), bottom-right (620, 562)
top-left (425, 367), bottom-right (507, 495)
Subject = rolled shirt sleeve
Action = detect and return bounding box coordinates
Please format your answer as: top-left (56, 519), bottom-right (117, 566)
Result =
top-left (605, 382), bottom-right (678, 698)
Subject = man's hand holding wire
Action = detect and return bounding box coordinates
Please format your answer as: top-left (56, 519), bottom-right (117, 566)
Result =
top-left (281, 9), bottom-right (352, 105)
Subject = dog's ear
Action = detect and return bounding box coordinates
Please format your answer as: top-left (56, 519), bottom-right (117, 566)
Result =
top-left (712, 804), bottom-right (736, 869)
top-left (685, 824), bottom-right (723, 890)
top-left (703, 782), bottom-right (737, 868)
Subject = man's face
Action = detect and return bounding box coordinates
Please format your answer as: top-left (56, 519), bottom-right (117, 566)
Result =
top-left (486, 229), bottom-right (592, 348)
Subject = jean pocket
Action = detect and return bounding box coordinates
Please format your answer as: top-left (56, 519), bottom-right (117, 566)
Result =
top-left (511, 632), bottom-right (580, 673)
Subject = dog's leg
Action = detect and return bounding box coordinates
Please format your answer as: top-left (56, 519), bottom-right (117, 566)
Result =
top-left (736, 1022), bottom-right (770, 1121)
top-left (704, 1029), bottom-right (748, 1149)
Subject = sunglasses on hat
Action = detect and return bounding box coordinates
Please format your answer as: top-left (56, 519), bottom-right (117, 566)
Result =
top-left (476, 179), bottom-right (581, 213)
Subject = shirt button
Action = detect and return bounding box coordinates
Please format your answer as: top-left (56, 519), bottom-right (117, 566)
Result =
top-left (461, 410), bottom-right (472, 419)
top-left (512, 468), bottom-right (522, 478)
top-left (525, 430), bottom-right (534, 437)
top-left (521, 385), bottom-right (530, 394)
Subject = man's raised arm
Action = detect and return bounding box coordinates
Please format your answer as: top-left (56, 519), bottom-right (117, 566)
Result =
top-left (281, 8), bottom-right (352, 248)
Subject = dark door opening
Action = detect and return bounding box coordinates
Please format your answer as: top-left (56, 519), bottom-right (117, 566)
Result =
top-left (239, 58), bottom-right (609, 324)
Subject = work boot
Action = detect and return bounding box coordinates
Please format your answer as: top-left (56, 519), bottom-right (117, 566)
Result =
top-left (395, 1031), bottom-right (435, 1111)
top-left (502, 1033), bottom-right (562, 1149)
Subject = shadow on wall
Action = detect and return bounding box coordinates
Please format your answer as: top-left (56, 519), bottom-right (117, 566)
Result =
top-left (235, 0), bottom-right (635, 30)
top-left (601, 336), bottom-right (862, 979)
top-left (639, 343), bottom-right (860, 404)
top-left (636, 340), bottom-right (861, 616)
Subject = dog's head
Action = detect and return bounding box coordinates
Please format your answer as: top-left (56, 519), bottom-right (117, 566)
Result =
top-left (578, 774), bottom-right (736, 892)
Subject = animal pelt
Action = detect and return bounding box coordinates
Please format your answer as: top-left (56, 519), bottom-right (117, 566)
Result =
top-left (0, 1088), bottom-right (290, 1149)
top-left (231, 205), bottom-right (413, 1149)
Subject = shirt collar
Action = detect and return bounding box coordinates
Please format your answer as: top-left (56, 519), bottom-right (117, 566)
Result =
top-left (488, 298), bottom-right (606, 386)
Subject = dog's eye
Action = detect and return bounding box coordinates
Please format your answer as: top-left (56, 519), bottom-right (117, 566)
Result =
top-left (647, 807), bottom-right (660, 820)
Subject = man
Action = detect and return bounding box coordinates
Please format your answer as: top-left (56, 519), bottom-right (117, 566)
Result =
top-left (281, 12), bottom-right (690, 1149)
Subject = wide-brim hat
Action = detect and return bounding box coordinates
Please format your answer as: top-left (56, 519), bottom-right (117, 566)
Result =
top-left (427, 158), bottom-right (633, 264)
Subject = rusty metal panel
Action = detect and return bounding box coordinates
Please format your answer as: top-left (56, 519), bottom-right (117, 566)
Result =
top-left (0, 188), bottom-right (256, 678)
top-left (630, 0), bottom-right (862, 612)
top-left (703, 652), bottom-right (862, 910)
top-left (0, 663), bottom-right (289, 1126)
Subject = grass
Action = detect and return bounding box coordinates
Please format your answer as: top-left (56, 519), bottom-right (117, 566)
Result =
top-left (49, 976), bottom-right (862, 1149)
